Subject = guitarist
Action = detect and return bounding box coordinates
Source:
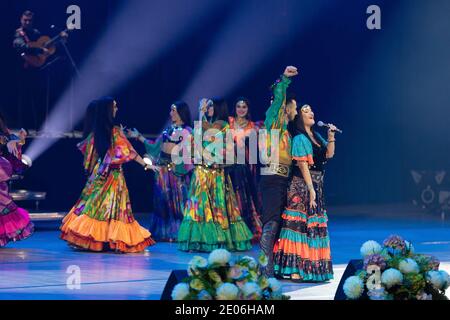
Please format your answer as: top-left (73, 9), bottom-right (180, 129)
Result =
top-left (13, 10), bottom-right (50, 60)
top-left (12, 10), bottom-right (48, 130)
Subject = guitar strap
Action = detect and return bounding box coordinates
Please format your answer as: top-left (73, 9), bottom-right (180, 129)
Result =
top-left (18, 28), bottom-right (31, 44)
top-left (18, 28), bottom-right (33, 68)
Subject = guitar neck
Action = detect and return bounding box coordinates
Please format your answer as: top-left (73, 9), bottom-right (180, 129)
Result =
top-left (44, 28), bottom-right (69, 48)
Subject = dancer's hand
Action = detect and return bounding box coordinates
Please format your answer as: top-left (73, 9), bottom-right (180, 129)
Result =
top-left (309, 189), bottom-right (317, 209)
top-left (7, 140), bottom-right (19, 158)
top-left (150, 165), bottom-right (160, 172)
top-left (283, 66), bottom-right (298, 78)
top-left (199, 98), bottom-right (209, 114)
top-left (127, 128), bottom-right (141, 139)
top-left (144, 164), bottom-right (159, 172)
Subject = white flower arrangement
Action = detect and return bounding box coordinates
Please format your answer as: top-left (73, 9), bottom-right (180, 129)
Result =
top-left (343, 276), bottom-right (364, 299)
top-left (344, 236), bottom-right (449, 300)
top-left (171, 283), bottom-right (190, 300)
top-left (242, 282), bottom-right (262, 299)
top-left (208, 249), bottom-right (231, 266)
top-left (360, 240), bottom-right (382, 257)
top-left (216, 283), bottom-right (239, 300)
top-left (426, 270), bottom-right (449, 291)
top-left (398, 258), bottom-right (420, 274)
top-left (171, 250), bottom-right (289, 300)
top-left (381, 268), bottom-right (403, 288)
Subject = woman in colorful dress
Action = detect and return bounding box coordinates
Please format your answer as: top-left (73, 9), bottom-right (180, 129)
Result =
top-left (226, 97), bottom-right (263, 242)
top-left (0, 112), bottom-right (33, 247)
top-left (273, 104), bottom-right (336, 282)
top-left (177, 98), bottom-right (253, 252)
top-left (60, 97), bottom-right (155, 253)
top-left (128, 101), bottom-right (193, 241)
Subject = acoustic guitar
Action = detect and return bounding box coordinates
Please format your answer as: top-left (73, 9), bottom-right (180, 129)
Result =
top-left (22, 28), bottom-right (70, 68)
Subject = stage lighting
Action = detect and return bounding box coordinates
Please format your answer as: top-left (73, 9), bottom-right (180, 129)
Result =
top-left (21, 154), bottom-right (33, 168)
top-left (26, 0), bottom-right (227, 163)
top-left (143, 154), bottom-right (153, 166)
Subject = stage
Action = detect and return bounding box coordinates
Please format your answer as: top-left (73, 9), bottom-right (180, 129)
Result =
top-left (1, 204), bottom-right (449, 300)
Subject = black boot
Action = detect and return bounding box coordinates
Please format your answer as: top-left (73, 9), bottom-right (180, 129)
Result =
top-left (259, 221), bottom-right (279, 278)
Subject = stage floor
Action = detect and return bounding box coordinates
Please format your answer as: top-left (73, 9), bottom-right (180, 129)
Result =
top-left (1, 205), bottom-right (449, 300)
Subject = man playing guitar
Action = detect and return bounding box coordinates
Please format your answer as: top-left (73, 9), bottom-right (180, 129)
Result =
top-left (12, 10), bottom-right (68, 130)
top-left (13, 10), bottom-right (49, 62)
top-left (13, 10), bottom-right (69, 68)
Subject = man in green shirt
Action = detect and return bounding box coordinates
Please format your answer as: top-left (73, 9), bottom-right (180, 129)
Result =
top-left (260, 66), bottom-right (299, 277)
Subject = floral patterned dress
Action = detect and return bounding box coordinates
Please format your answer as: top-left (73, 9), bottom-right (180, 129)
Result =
top-left (60, 127), bottom-right (155, 253)
top-left (177, 120), bottom-right (253, 252)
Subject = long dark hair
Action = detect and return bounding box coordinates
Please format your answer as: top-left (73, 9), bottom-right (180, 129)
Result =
top-left (172, 101), bottom-right (192, 127)
top-left (211, 98), bottom-right (229, 122)
top-left (83, 100), bottom-right (98, 138)
top-left (233, 97), bottom-right (252, 120)
top-left (93, 96), bottom-right (115, 158)
top-left (288, 105), bottom-right (323, 147)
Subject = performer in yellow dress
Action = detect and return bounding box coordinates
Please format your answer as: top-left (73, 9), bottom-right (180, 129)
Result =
top-left (60, 97), bottom-right (155, 253)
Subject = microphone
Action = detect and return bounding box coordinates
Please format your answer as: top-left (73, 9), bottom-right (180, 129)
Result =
top-left (317, 121), bottom-right (342, 134)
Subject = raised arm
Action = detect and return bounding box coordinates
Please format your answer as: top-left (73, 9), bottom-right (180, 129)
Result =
top-left (128, 128), bottom-right (162, 160)
top-left (264, 66), bottom-right (298, 130)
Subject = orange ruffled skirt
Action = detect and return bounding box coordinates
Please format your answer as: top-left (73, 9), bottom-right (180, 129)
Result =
top-left (61, 167), bottom-right (155, 253)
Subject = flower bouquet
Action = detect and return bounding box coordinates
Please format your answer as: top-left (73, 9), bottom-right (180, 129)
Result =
top-left (343, 235), bottom-right (449, 300)
top-left (171, 249), bottom-right (289, 300)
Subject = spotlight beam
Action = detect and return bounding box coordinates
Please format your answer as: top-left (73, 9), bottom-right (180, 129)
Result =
top-left (182, 0), bottom-right (330, 111)
top-left (26, 0), bottom-right (227, 161)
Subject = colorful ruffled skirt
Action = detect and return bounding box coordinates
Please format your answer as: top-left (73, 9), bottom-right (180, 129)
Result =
top-left (0, 156), bottom-right (34, 247)
top-left (225, 164), bottom-right (262, 242)
top-left (149, 164), bottom-right (190, 241)
top-left (178, 165), bottom-right (253, 252)
top-left (61, 166), bottom-right (155, 253)
top-left (273, 171), bottom-right (333, 282)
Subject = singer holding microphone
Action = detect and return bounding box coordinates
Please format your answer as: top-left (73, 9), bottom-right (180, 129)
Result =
top-left (273, 104), bottom-right (338, 282)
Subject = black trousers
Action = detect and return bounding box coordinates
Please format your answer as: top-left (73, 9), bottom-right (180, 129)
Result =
top-left (259, 174), bottom-right (290, 276)
top-left (259, 174), bottom-right (290, 225)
